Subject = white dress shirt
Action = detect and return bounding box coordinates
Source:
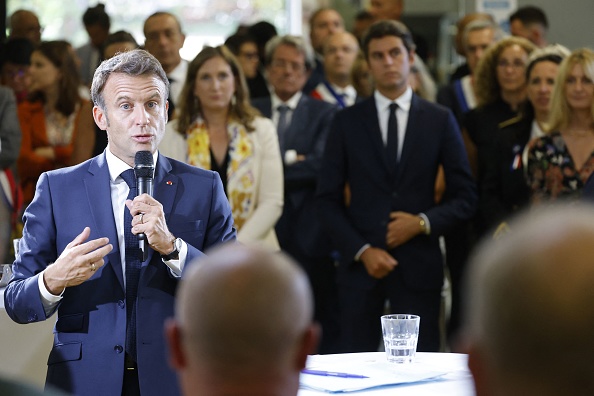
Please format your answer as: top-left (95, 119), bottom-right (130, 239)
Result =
top-left (271, 91), bottom-right (302, 128)
top-left (374, 86), bottom-right (413, 161)
top-left (167, 59), bottom-right (188, 105)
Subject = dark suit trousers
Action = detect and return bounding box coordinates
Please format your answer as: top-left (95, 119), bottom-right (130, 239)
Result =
top-left (339, 266), bottom-right (441, 353)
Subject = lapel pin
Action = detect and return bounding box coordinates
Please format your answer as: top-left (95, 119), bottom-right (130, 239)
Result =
top-left (166, 181), bottom-right (173, 185)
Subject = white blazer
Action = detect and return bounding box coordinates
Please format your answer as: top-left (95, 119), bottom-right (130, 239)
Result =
top-left (160, 116), bottom-right (283, 250)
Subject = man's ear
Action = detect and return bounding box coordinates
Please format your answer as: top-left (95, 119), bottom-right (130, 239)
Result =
top-left (164, 318), bottom-right (188, 370)
top-left (93, 106), bottom-right (107, 131)
top-left (295, 323), bottom-right (321, 371)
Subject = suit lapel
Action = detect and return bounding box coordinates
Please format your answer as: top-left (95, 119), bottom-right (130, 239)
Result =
top-left (85, 154), bottom-right (124, 291)
top-left (396, 94), bottom-right (423, 181)
top-left (151, 154), bottom-right (178, 263)
top-left (363, 98), bottom-right (393, 172)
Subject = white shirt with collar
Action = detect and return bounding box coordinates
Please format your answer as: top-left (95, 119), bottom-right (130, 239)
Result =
top-left (271, 91), bottom-right (302, 128)
top-left (38, 149), bottom-right (187, 315)
top-left (374, 86), bottom-right (413, 161)
top-left (167, 59), bottom-right (188, 105)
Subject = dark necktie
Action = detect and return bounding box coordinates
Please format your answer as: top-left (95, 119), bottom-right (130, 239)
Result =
top-left (277, 105), bottom-right (290, 151)
top-left (386, 103), bottom-right (399, 169)
top-left (121, 169), bottom-right (141, 361)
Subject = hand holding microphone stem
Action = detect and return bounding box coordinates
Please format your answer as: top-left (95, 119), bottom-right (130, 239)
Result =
top-left (127, 151), bottom-right (176, 258)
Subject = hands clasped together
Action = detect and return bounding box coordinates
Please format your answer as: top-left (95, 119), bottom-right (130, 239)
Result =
top-left (360, 211), bottom-right (424, 280)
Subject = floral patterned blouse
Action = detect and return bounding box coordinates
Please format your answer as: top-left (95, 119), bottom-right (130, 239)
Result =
top-left (527, 131), bottom-right (594, 204)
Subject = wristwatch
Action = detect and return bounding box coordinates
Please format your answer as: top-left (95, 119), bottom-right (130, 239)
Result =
top-left (161, 237), bottom-right (182, 261)
top-left (419, 217), bottom-right (430, 235)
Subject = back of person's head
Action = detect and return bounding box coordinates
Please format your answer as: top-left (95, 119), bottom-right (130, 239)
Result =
top-left (509, 6), bottom-right (548, 29)
top-left (465, 203), bottom-right (594, 396)
top-left (361, 19), bottom-right (415, 60)
top-left (166, 244), bottom-right (318, 395)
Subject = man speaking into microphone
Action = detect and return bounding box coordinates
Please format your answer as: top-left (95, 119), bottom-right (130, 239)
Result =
top-left (3, 49), bottom-right (236, 396)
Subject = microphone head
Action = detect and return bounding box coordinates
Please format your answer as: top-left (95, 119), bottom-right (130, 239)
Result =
top-left (134, 151), bottom-right (154, 178)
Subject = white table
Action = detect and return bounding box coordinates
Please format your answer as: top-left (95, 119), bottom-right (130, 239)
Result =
top-left (0, 288), bottom-right (55, 389)
top-left (298, 352), bottom-right (475, 395)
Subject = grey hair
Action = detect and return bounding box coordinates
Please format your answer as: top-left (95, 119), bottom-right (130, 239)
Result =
top-left (264, 35), bottom-right (315, 71)
top-left (462, 18), bottom-right (505, 51)
top-left (90, 49), bottom-right (169, 111)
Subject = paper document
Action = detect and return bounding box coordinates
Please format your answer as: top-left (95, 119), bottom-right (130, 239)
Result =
top-left (300, 357), bottom-right (448, 393)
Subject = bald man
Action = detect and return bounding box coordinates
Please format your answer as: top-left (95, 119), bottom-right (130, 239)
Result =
top-left (465, 203), bottom-right (594, 396)
top-left (166, 245), bottom-right (320, 396)
top-left (9, 10), bottom-right (42, 45)
top-left (311, 31), bottom-right (360, 108)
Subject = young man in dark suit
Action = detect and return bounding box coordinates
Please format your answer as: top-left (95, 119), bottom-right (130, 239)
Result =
top-left (317, 20), bottom-right (477, 353)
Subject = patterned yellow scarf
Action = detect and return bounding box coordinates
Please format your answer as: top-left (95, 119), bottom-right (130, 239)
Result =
top-left (186, 118), bottom-right (255, 230)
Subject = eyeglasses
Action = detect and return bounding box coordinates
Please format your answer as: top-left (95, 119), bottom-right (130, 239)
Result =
top-left (270, 59), bottom-right (305, 73)
top-left (497, 59), bottom-right (526, 69)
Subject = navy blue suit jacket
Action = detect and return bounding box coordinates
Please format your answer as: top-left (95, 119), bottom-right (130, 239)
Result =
top-left (252, 94), bottom-right (337, 257)
top-left (4, 153), bottom-right (235, 396)
top-left (317, 94), bottom-right (477, 290)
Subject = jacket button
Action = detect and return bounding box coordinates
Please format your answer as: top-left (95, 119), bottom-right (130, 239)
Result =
top-left (118, 300), bottom-right (125, 309)
top-left (114, 345), bottom-right (123, 354)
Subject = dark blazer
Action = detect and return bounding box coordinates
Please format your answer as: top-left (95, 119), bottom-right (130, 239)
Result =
top-left (252, 94), bottom-right (337, 257)
top-left (480, 114), bottom-right (532, 232)
top-left (316, 94), bottom-right (477, 290)
top-left (4, 153), bottom-right (235, 396)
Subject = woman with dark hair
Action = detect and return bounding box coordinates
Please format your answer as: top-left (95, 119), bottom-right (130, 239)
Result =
top-left (481, 44), bottom-right (569, 233)
top-left (527, 48), bottom-right (594, 203)
top-left (225, 33), bottom-right (269, 99)
top-left (160, 45), bottom-right (283, 249)
top-left (17, 40), bottom-right (95, 205)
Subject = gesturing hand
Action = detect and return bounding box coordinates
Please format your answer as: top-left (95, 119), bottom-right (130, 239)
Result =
top-left (43, 227), bottom-right (113, 295)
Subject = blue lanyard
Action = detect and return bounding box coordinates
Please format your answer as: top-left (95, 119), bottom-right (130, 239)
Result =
top-left (323, 81), bottom-right (347, 109)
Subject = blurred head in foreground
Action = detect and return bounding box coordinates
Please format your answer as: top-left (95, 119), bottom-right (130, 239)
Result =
top-left (166, 244), bottom-right (319, 396)
top-left (465, 203), bottom-right (594, 396)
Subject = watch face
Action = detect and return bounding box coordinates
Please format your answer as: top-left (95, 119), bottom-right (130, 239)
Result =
top-left (174, 238), bottom-right (182, 251)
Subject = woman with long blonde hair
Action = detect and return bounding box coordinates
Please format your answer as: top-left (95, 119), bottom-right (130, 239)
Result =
top-left (527, 48), bottom-right (594, 203)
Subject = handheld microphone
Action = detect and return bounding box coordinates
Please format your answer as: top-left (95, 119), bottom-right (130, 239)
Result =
top-left (134, 151), bottom-right (154, 261)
